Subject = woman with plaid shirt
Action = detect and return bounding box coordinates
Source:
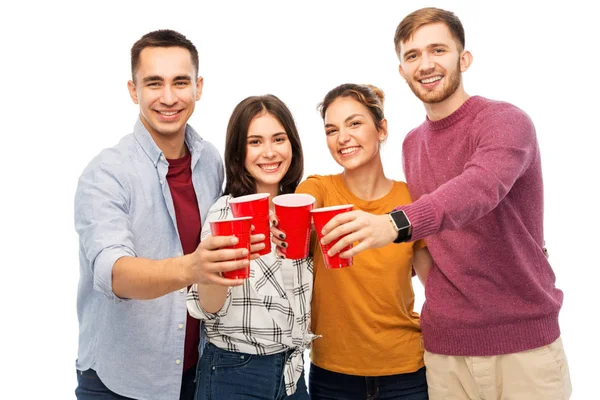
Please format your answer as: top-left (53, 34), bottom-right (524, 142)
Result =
top-left (187, 94), bottom-right (314, 400)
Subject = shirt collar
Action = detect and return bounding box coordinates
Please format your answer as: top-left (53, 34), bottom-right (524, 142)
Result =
top-left (132, 117), bottom-right (204, 166)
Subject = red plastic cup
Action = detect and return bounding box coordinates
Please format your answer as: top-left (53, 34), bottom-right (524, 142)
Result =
top-left (310, 204), bottom-right (354, 269)
top-left (209, 216), bottom-right (252, 279)
top-left (229, 193), bottom-right (271, 256)
top-left (272, 194), bottom-right (316, 259)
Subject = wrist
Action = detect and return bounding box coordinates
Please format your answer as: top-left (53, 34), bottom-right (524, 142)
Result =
top-left (388, 209), bottom-right (412, 243)
top-left (176, 253), bottom-right (194, 287)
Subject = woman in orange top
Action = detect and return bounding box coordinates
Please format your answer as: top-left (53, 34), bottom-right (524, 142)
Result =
top-left (273, 83), bottom-right (431, 399)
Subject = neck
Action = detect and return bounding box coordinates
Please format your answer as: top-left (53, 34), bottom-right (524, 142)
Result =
top-left (141, 117), bottom-right (187, 159)
top-left (342, 157), bottom-right (392, 201)
top-left (256, 183), bottom-right (280, 210)
top-left (424, 87), bottom-right (470, 121)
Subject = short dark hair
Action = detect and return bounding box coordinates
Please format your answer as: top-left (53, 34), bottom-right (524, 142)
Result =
top-left (130, 29), bottom-right (199, 81)
top-left (223, 95), bottom-right (304, 198)
top-left (318, 84), bottom-right (386, 130)
top-left (394, 7), bottom-right (465, 58)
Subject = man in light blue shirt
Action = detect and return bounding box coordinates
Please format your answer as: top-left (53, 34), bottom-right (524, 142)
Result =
top-left (74, 30), bottom-right (262, 400)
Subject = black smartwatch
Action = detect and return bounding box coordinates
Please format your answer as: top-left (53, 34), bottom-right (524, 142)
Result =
top-left (388, 209), bottom-right (412, 243)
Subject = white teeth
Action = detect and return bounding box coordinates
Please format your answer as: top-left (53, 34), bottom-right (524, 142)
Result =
top-left (259, 163), bottom-right (280, 171)
top-left (340, 147), bottom-right (359, 155)
top-left (159, 111), bottom-right (178, 116)
top-left (421, 76), bottom-right (442, 84)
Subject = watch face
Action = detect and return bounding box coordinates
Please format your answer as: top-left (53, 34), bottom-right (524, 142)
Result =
top-left (390, 210), bottom-right (411, 243)
top-left (391, 210), bottom-right (410, 230)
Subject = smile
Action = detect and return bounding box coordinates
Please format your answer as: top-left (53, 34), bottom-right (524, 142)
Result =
top-left (339, 146), bottom-right (360, 156)
top-left (419, 75), bottom-right (442, 84)
top-left (258, 162), bottom-right (282, 172)
top-left (155, 110), bottom-right (181, 116)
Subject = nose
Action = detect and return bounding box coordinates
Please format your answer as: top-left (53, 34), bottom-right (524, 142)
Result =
top-left (262, 142), bottom-right (275, 159)
top-left (160, 84), bottom-right (177, 106)
top-left (337, 128), bottom-right (351, 145)
top-left (418, 53), bottom-right (435, 73)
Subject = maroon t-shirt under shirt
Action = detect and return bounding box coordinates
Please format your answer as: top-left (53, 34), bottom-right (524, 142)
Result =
top-left (166, 150), bottom-right (201, 371)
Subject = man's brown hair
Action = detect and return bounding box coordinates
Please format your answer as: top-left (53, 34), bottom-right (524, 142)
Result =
top-left (130, 29), bottom-right (199, 82)
top-left (394, 7), bottom-right (465, 59)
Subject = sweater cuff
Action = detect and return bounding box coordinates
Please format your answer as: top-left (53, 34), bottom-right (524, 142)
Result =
top-left (395, 196), bottom-right (438, 242)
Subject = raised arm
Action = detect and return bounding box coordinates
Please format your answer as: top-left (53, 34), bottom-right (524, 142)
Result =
top-left (75, 165), bottom-right (257, 301)
top-left (321, 106), bottom-right (538, 257)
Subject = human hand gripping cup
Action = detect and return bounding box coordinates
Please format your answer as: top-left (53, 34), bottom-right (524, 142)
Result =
top-left (190, 218), bottom-right (266, 286)
top-left (311, 205), bottom-right (354, 268)
top-left (209, 217), bottom-right (255, 279)
top-left (319, 210), bottom-right (398, 258)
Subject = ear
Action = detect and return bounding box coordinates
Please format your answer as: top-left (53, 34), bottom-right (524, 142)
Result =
top-left (195, 76), bottom-right (204, 101)
top-left (398, 64), bottom-right (407, 81)
top-left (459, 50), bottom-right (473, 72)
top-left (379, 118), bottom-right (389, 141)
top-left (127, 80), bottom-right (139, 104)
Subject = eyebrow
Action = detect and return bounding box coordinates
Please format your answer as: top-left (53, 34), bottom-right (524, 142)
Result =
top-left (247, 132), bottom-right (287, 139)
top-left (404, 43), bottom-right (450, 58)
top-left (142, 75), bottom-right (193, 83)
top-left (324, 113), bottom-right (364, 128)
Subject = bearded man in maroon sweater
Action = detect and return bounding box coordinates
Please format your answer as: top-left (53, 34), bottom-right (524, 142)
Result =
top-left (318, 7), bottom-right (571, 400)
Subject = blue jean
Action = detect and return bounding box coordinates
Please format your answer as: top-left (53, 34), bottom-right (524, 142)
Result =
top-left (196, 343), bottom-right (308, 400)
top-left (309, 363), bottom-right (428, 400)
top-left (75, 366), bottom-right (197, 400)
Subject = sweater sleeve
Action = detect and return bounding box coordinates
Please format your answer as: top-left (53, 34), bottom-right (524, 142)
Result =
top-left (399, 105), bottom-right (538, 241)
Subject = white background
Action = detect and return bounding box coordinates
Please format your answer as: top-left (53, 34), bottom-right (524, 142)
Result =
top-left (1, 0), bottom-right (598, 398)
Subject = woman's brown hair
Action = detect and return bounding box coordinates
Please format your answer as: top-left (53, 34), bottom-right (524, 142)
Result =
top-left (224, 95), bottom-right (304, 198)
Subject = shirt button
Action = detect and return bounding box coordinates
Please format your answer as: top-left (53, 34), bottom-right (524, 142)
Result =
top-left (159, 179), bottom-right (164, 185)
top-left (179, 288), bottom-right (185, 293)
top-left (160, 155), bottom-right (165, 161)
top-left (178, 323), bottom-right (184, 330)
top-left (175, 359), bottom-right (181, 365)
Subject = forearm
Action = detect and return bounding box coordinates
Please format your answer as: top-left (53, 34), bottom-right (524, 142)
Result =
top-left (196, 284), bottom-right (229, 314)
top-left (402, 110), bottom-right (537, 242)
top-left (413, 264), bottom-right (430, 287)
top-left (413, 247), bottom-right (433, 287)
top-left (112, 255), bottom-right (192, 300)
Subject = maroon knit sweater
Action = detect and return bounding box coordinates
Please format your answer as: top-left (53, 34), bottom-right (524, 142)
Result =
top-left (398, 96), bottom-right (563, 356)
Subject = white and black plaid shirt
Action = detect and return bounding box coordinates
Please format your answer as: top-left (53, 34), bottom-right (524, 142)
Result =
top-left (187, 195), bottom-right (316, 395)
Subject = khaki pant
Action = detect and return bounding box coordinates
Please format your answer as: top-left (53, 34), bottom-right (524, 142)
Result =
top-left (425, 337), bottom-right (572, 400)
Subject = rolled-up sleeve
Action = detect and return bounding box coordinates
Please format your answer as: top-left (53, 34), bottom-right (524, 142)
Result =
top-left (75, 162), bottom-right (136, 302)
top-left (187, 284), bottom-right (233, 320)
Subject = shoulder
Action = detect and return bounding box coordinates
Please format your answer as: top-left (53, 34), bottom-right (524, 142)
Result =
top-left (208, 195), bottom-right (232, 212)
top-left (79, 134), bottom-right (135, 181)
top-left (403, 123), bottom-right (426, 148)
top-left (299, 174), bottom-right (337, 187)
top-left (297, 174), bottom-right (336, 195)
top-left (390, 180), bottom-right (414, 203)
top-left (391, 179), bottom-right (409, 192)
top-left (474, 97), bottom-right (534, 129)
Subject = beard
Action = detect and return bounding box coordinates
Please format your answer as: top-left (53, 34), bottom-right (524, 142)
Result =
top-left (407, 60), bottom-right (462, 104)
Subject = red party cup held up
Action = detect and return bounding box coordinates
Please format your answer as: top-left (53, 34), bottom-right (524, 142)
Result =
top-left (229, 193), bottom-right (271, 256)
top-left (209, 216), bottom-right (252, 279)
top-left (272, 194), bottom-right (316, 259)
top-left (310, 204), bottom-right (354, 269)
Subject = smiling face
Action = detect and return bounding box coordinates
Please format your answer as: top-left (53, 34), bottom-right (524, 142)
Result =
top-left (324, 97), bottom-right (387, 172)
top-left (127, 46), bottom-right (203, 141)
top-left (399, 22), bottom-right (470, 105)
top-left (244, 112), bottom-right (293, 194)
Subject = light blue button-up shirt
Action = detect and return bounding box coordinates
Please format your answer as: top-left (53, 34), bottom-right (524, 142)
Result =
top-left (74, 118), bottom-right (223, 400)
